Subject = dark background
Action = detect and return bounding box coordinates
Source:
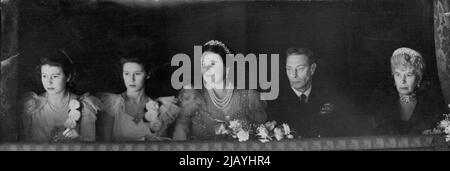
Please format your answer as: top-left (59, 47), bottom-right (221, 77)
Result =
top-left (17, 0), bottom-right (439, 116)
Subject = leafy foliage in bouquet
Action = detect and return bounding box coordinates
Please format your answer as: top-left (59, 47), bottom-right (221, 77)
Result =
top-left (423, 113), bottom-right (450, 142)
top-left (215, 119), bottom-right (253, 142)
top-left (256, 121), bottom-right (295, 143)
top-left (215, 119), bottom-right (295, 143)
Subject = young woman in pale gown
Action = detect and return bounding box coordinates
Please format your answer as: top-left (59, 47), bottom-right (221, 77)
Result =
top-left (21, 50), bottom-right (101, 142)
top-left (99, 50), bottom-right (179, 142)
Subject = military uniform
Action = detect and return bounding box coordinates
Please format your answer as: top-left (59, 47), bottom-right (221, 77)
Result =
top-left (268, 81), bottom-right (368, 138)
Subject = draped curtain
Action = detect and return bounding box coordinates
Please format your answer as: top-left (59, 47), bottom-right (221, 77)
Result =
top-left (1, 0), bottom-right (20, 142)
top-left (435, 0), bottom-right (450, 104)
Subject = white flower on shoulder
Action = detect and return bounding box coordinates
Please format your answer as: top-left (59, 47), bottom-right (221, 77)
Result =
top-left (146, 100), bottom-right (159, 112)
top-left (145, 109), bottom-right (159, 122)
top-left (68, 109), bottom-right (81, 121)
top-left (68, 99), bottom-right (80, 110)
top-left (236, 130), bottom-right (249, 142)
top-left (274, 127), bottom-right (284, 141)
top-left (65, 99), bottom-right (81, 129)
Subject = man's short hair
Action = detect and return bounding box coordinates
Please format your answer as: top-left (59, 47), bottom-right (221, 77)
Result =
top-left (286, 47), bottom-right (315, 65)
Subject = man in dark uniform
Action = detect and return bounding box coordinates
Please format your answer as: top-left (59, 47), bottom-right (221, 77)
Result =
top-left (268, 47), bottom-right (368, 138)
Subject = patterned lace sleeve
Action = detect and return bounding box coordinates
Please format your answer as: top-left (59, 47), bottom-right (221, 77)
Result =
top-left (78, 93), bottom-right (102, 142)
top-left (246, 90), bottom-right (268, 124)
top-left (97, 93), bottom-right (121, 141)
top-left (178, 88), bottom-right (202, 118)
top-left (20, 92), bottom-right (43, 116)
top-left (172, 88), bottom-right (201, 140)
top-left (20, 92), bottom-right (44, 141)
top-left (98, 93), bottom-right (121, 118)
top-left (156, 96), bottom-right (181, 137)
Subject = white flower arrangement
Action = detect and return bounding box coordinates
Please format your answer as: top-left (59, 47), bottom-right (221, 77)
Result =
top-left (438, 114), bottom-right (450, 142)
top-left (256, 121), bottom-right (295, 143)
top-left (215, 119), bottom-right (251, 142)
top-left (215, 120), bottom-right (295, 143)
top-left (422, 105), bottom-right (450, 142)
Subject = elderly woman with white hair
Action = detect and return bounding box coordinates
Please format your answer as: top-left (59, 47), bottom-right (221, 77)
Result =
top-left (369, 47), bottom-right (447, 135)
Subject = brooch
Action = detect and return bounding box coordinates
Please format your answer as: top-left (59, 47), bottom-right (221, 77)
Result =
top-left (319, 102), bottom-right (335, 115)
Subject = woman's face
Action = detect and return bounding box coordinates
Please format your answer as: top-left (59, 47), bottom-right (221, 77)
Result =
top-left (123, 62), bottom-right (147, 92)
top-left (201, 51), bottom-right (225, 86)
top-left (393, 67), bottom-right (418, 96)
top-left (41, 64), bottom-right (68, 95)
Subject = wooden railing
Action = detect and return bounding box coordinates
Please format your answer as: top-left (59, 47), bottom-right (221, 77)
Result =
top-left (0, 135), bottom-right (444, 151)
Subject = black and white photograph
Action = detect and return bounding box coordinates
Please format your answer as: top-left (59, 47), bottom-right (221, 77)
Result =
top-left (1, 0), bottom-right (450, 157)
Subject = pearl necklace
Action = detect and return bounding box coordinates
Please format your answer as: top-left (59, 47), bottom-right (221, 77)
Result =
top-left (207, 83), bottom-right (234, 110)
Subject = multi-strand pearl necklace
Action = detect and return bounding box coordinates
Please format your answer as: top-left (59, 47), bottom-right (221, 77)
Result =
top-left (206, 82), bottom-right (234, 110)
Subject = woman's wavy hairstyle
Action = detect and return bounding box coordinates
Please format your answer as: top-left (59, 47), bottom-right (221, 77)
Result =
top-left (34, 50), bottom-right (79, 92)
top-left (116, 50), bottom-right (155, 92)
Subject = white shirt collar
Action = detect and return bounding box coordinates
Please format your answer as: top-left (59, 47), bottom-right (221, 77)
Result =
top-left (291, 86), bottom-right (312, 102)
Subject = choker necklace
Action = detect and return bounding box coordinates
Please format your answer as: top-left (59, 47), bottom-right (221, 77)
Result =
top-left (207, 83), bottom-right (233, 110)
top-left (399, 94), bottom-right (417, 104)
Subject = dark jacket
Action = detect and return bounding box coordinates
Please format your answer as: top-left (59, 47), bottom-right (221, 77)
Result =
top-left (369, 83), bottom-right (448, 135)
top-left (267, 81), bottom-right (369, 138)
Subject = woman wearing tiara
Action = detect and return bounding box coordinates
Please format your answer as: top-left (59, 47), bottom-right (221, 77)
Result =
top-left (172, 40), bottom-right (267, 141)
top-left (98, 50), bottom-right (179, 142)
top-left (369, 47), bottom-right (448, 135)
top-left (20, 50), bottom-right (101, 142)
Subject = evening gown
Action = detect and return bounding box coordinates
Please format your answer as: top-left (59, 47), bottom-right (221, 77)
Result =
top-left (21, 92), bottom-right (100, 142)
top-left (174, 88), bottom-right (267, 140)
top-left (99, 93), bottom-right (179, 141)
